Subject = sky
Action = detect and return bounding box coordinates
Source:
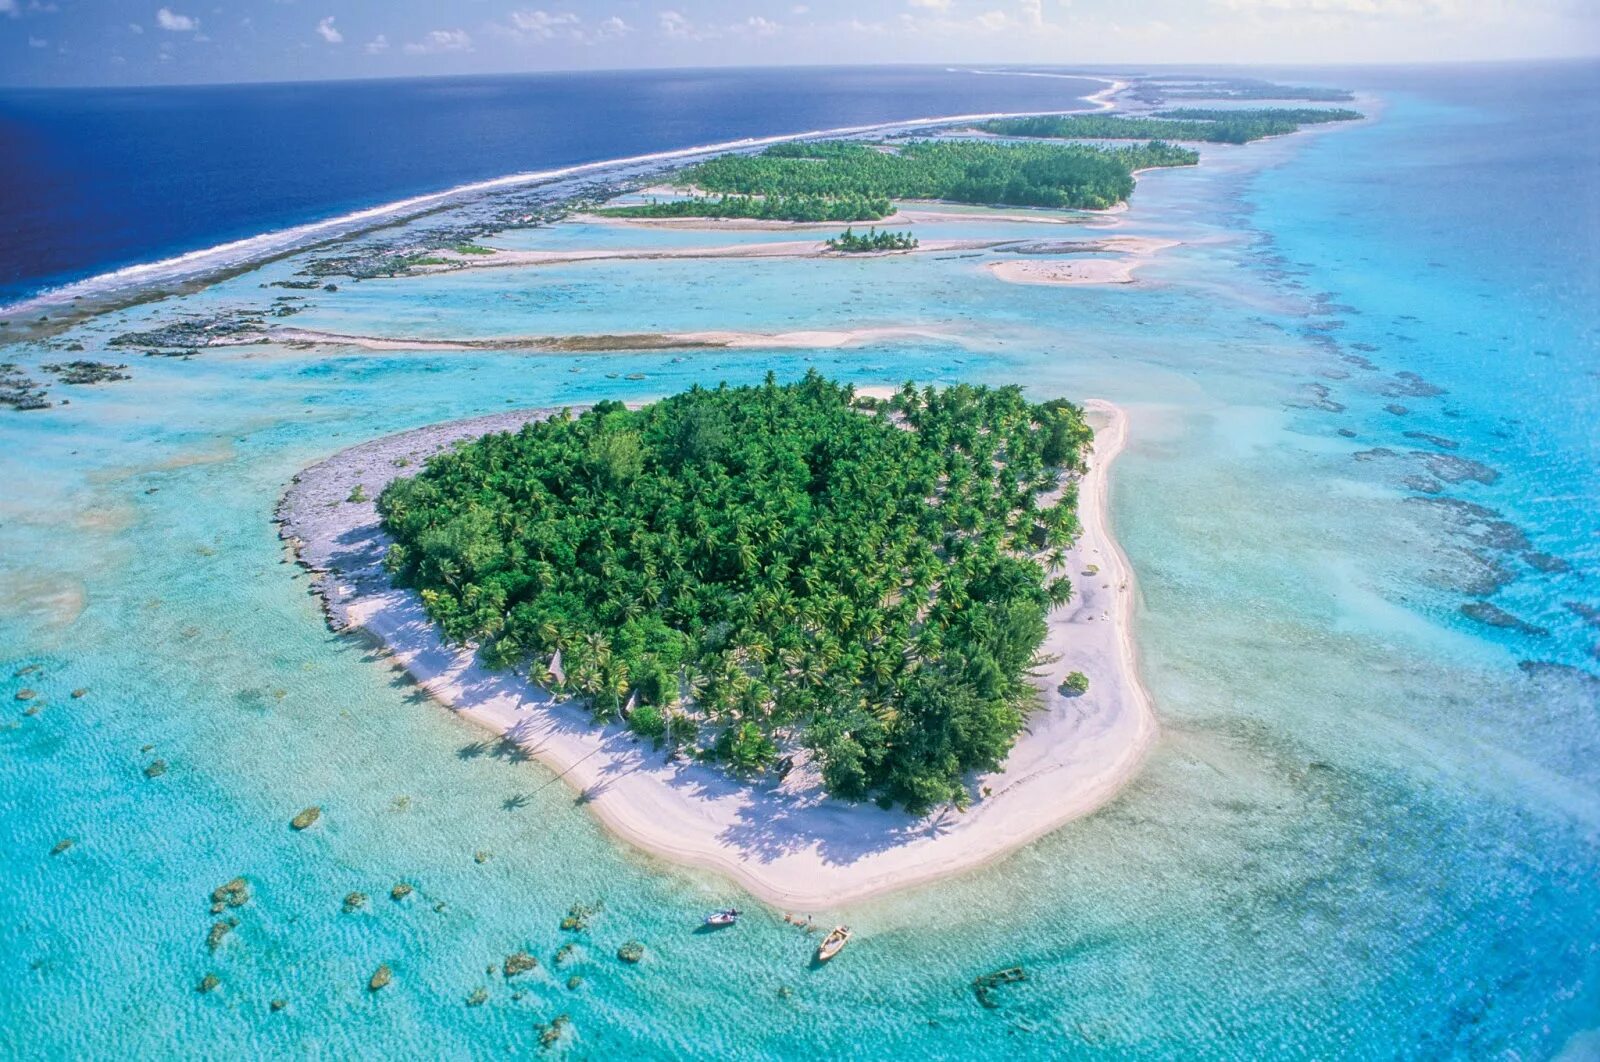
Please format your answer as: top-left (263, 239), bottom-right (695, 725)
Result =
top-left (0, 0), bottom-right (1596, 87)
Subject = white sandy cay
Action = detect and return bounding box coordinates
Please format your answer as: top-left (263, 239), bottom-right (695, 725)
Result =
top-left (989, 258), bottom-right (1139, 287)
top-left (988, 236), bottom-right (1178, 288)
top-left (278, 400), bottom-right (1155, 909)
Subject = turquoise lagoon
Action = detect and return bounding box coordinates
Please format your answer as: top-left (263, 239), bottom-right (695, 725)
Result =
top-left (2, 64), bottom-right (1597, 1057)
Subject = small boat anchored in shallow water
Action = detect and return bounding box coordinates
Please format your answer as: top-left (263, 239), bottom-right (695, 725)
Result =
top-left (703, 908), bottom-right (741, 927)
top-left (816, 925), bottom-right (851, 962)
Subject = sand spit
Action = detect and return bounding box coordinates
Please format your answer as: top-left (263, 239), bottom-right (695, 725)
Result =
top-left (403, 233), bottom-right (1176, 293)
top-left (278, 400), bottom-right (1155, 909)
top-left (419, 236), bottom-right (1028, 270)
top-left (261, 325), bottom-right (970, 354)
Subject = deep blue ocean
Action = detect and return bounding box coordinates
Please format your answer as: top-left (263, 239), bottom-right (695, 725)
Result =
top-left (0, 66), bottom-right (1102, 303)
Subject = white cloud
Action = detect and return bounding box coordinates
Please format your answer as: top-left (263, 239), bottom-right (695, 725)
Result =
top-left (0, 0), bottom-right (17, 16)
top-left (596, 15), bottom-right (631, 35)
top-left (1212, 0), bottom-right (1449, 11)
top-left (659, 9), bottom-right (693, 37)
top-left (895, 0), bottom-right (1057, 35)
top-left (28, 34), bottom-right (45, 46)
top-left (509, 9), bottom-right (580, 38)
top-left (155, 7), bottom-right (198, 31)
top-left (744, 14), bottom-right (780, 34)
top-left (364, 32), bottom-right (388, 53)
top-left (791, 3), bottom-right (809, 12)
top-left (403, 28), bottom-right (471, 53)
top-left (316, 15), bottom-right (342, 43)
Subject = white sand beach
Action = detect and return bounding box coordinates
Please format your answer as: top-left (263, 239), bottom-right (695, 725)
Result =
top-left (277, 400), bottom-right (1156, 909)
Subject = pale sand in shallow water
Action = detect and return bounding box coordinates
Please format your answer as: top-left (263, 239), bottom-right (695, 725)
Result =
top-left (256, 324), bottom-right (971, 353)
top-left (421, 236), bottom-right (1022, 269)
top-left (989, 258), bottom-right (1141, 286)
top-left (278, 400), bottom-right (1155, 909)
top-left (403, 234), bottom-right (1171, 293)
top-left (987, 235), bottom-right (1179, 287)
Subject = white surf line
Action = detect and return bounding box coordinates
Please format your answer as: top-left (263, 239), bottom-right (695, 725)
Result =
top-left (0, 93), bottom-right (1126, 318)
top-left (952, 69), bottom-right (1129, 112)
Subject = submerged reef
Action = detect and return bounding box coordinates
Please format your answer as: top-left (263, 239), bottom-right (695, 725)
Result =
top-left (1, 363), bottom-right (49, 411)
top-left (42, 360), bottom-right (130, 385)
top-left (110, 313), bottom-right (269, 355)
top-left (2, 358), bottom-right (134, 412)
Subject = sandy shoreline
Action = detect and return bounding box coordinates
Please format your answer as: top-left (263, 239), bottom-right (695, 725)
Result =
top-left (278, 400), bottom-right (1155, 910)
top-left (573, 203), bottom-right (1105, 231)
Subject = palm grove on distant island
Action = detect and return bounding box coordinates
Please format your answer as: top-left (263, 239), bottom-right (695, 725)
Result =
top-left (379, 374), bottom-right (1093, 812)
top-left (599, 137), bottom-right (1200, 221)
top-left (825, 227), bottom-right (918, 253)
top-left (979, 108), bottom-right (1363, 145)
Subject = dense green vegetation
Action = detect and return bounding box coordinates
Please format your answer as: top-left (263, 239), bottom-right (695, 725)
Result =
top-left (980, 108), bottom-right (1362, 146)
top-left (599, 192), bottom-right (892, 222)
top-left (379, 373), bottom-right (1093, 812)
top-left (1152, 108), bottom-right (1363, 125)
top-left (1132, 78), bottom-right (1355, 104)
top-left (825, 227), bottom-right (918, 252)
top-left (688, 139), bottom-right (1197, 210)
top-left (603, 138), bottom-right (1198, 218)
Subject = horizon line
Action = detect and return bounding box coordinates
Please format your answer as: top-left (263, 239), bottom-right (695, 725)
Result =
top-left (3, 53), bottom-right (1596, 93)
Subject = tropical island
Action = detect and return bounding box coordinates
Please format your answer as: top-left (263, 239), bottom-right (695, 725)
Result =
top-left (1129, 76), bottom-right (1356, 104)
top-left (979, 107), bottom-right (1364, 145)
top-left (279, 379), bottom-right (1154, 906)
top-left (825, 227), bottom-right (918, 252)
top-left (597, 137), bottom-right (1200, 220)
top-left (378, 373), bottom-right (1089, 812)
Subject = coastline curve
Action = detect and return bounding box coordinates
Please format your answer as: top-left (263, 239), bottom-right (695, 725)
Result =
top-left (1, 89), bottom-right (1125, 323)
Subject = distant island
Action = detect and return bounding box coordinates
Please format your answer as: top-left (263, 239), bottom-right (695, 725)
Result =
top-left (978, 108), bottom-right (1364, 145)
top-left (1129, 76), bottom-right (1356, 104)
top-left (378, 373), bottom-right (1091, 813)
top-left (597, 137), bottom-right (1200, 220)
